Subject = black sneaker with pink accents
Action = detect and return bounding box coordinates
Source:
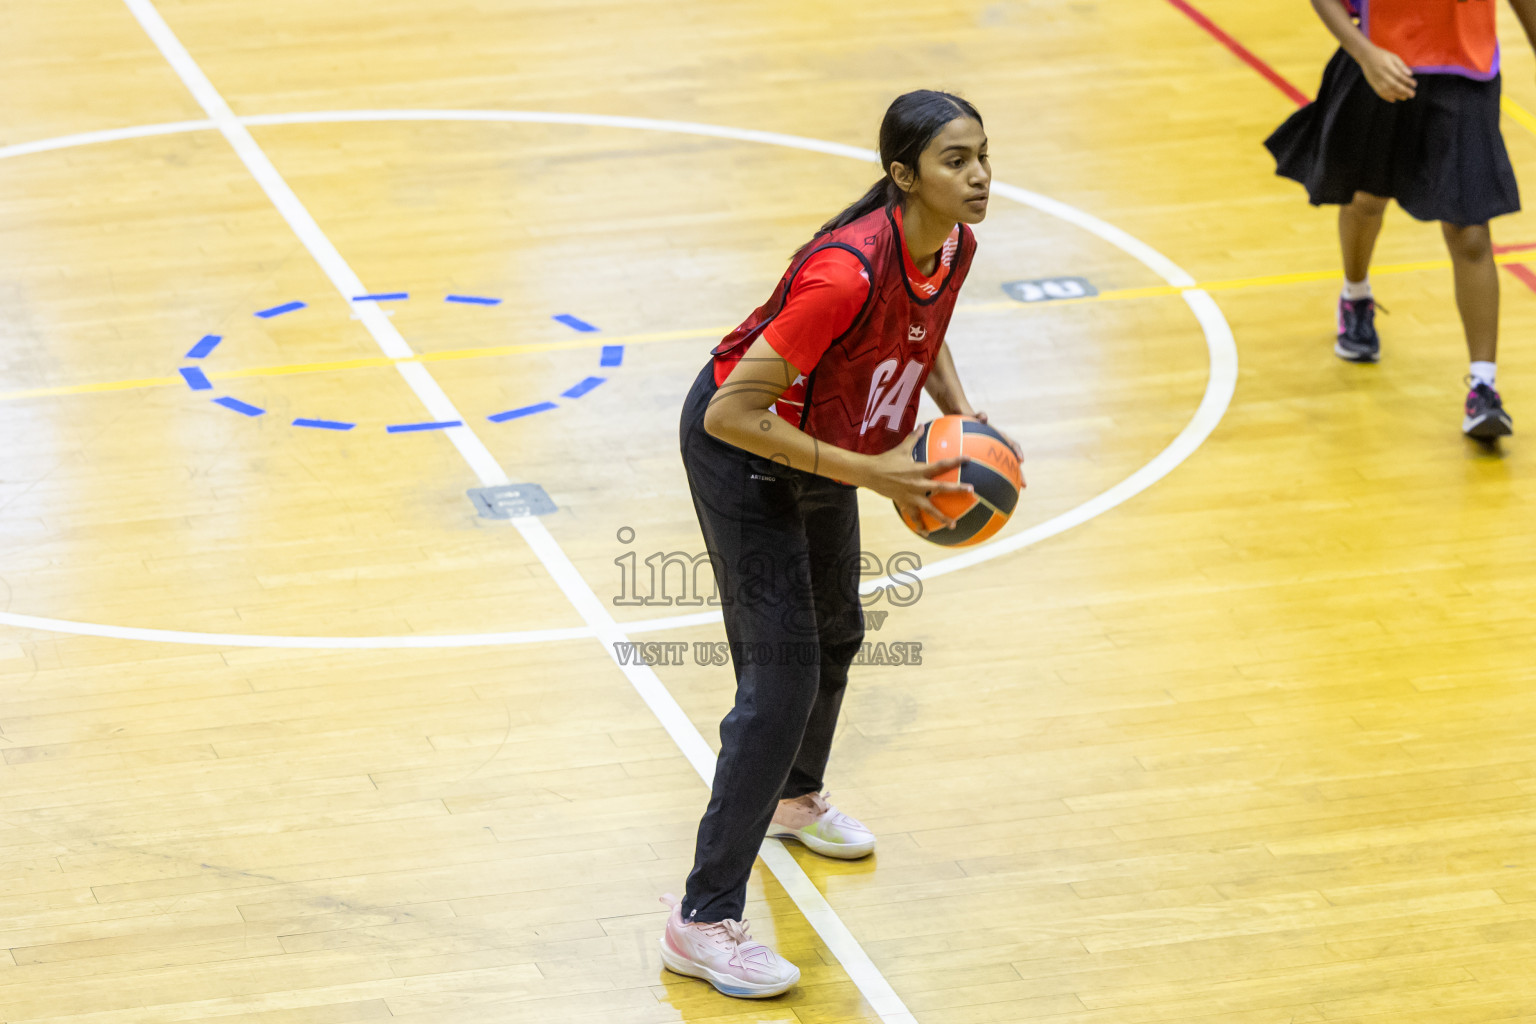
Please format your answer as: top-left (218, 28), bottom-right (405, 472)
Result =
top-left (1463, 380), bottom-right (1513, 439)
top-left (1335, 295), bottom-right (1381, 363)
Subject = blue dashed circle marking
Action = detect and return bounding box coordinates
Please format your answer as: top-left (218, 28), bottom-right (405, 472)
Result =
top-left (177, 294), bottom-right (624, 432)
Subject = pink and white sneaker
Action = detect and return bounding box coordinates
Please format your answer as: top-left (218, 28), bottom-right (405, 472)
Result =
top-left (658, 895), bottom-right (800, 998)
top-left (769, 792), bottom-right (876, 859)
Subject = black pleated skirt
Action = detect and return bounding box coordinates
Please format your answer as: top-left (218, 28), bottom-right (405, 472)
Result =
top-left (1266, 48), bottom-right (1520, 226)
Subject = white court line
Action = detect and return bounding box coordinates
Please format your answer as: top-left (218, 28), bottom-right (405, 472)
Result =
top-left (0, 109), bottom-right (1238, 648)
top-left (0, 119), bottom-right (215, 160)
top-left (121, 3), bottom-right (505, 486)
top-left (119, 1), bottom-right (918, 1019)
top-left (0, 611), bottom-right (594, 649)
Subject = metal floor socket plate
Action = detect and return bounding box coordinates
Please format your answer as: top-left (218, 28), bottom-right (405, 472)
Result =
top-left (468, 483), bottom-right (558, 519)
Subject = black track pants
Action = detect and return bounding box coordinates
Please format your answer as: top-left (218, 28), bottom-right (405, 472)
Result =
top-left (677, 362), bottom-right (865, 924)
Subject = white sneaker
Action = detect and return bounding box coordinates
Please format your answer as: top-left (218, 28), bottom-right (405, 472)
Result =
top-left (769, 792), bottom-right (876, 859)
top-left (658, 895), bottom-right (800, 998)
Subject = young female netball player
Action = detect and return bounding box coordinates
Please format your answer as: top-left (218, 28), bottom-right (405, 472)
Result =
top-left (1266, 0), bottom-right (1536, 438)
top-left (661, 89), bottom-right (1015, 998)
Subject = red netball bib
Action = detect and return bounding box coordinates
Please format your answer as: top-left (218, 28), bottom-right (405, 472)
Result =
top-left (712, 206), bottom-right (976, 455)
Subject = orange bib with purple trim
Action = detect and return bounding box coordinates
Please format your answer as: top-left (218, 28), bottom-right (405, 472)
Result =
top-left (1352, 0), bottom-right (1498, 80)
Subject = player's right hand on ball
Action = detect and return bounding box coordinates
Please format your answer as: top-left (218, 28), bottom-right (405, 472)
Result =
top-left (859, 432), bottom-right (971, 529)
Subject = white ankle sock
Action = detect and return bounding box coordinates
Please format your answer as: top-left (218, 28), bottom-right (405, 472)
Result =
top-left (1471, 361), bottom-right (1497, 387)
top-left (1342, 278), bottom-right (1372, 301)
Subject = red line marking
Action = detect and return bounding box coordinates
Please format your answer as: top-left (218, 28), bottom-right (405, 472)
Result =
top-left (1492, 241), bottom-right (1536, 255)
top-left (1503, 262), bottom-right (1536, 294)
top-left (1162, 0), bottom-right (1311, 107)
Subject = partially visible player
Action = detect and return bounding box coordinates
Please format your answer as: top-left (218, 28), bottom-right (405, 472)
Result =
top-left (1266, 0), bottom-right (1536, 438)
top-left (662, 89), bottom-right (1018, 999)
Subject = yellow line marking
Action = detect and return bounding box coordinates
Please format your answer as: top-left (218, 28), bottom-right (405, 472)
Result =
top-left (0, 375), bottom-right (187, 401)
top-left (0, 326), bottom-right (734, 402)
top-left (10, 250), bottom-right (1536, 404)
top-left (962, 253), bottom-right (1530, 314)
top-left (1503, 94), bottom-right (1536, 138)
top-left (415, 325), bottom-right (736, 366)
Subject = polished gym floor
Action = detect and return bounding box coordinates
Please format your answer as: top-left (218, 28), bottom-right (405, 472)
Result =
top-left (2, 1), bottom-right (1535, 1022)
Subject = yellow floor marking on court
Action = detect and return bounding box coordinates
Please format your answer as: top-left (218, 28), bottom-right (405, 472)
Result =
top-left (8, 250), bottom-right (1536, 404)
top-left (0, 326), bottom-right (737, 402)
top-left (963, 252), bottom-right (1528, 313)
top-left (1, 373), bottom-right (191, 401)
top-left (1503, 94), bottom-right (1536, 138)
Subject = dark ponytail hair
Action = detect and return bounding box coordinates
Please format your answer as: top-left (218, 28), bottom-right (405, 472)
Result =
top-left (815, 90), bottom-right (984, 239)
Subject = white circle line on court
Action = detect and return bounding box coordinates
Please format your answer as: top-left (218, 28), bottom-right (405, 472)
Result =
top-left (0, 119), bottom-right (217, 161)
top-left (0, 109), bottom-right (1237, 649)
top-left (0, 612), bottom-right (596, 649)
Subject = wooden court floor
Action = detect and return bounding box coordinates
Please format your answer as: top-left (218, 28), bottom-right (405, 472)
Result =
top-left (2, 1), bottom-right (1535, 1022)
